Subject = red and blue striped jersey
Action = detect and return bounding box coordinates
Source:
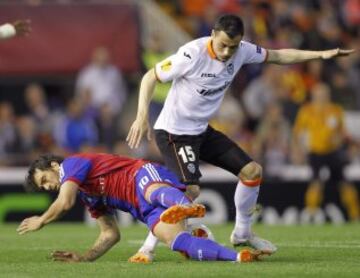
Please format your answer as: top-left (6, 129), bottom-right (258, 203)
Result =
top-left (59, 153), bottom-right (147, 218)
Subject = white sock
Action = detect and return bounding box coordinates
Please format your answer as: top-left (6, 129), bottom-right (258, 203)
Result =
top-left (139, 231), bottom-right (159, 253)
top-left (234, 180), bottom-right (260, 237)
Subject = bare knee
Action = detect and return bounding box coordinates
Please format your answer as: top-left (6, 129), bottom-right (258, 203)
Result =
top-left (144, 183), bottom-right (169, 203)
top-left (186, 184), bottom-right (200, 201)
top-left (238, 161), bottom-right (262, 182)
top-left (153, 222), bottom-right (185, 247)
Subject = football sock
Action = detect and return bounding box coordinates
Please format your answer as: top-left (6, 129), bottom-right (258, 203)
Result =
top-left (139, 231), bottom-right (159, 253)
top-left (234, 179), bottom-right (260, 237)
top-left (150, 186), bottom-right (191, 208)
top-left (171, 232), bottom-right (237, 261)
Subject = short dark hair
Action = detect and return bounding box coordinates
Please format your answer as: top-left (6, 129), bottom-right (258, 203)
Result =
top-left (24, 154), bottom-right (64, 192)
top-left (214, 14), bottom-right (244, 38)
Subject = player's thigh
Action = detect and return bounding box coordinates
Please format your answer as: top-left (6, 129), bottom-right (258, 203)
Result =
top-left (309, 153), bottom-right (327, 180)
top-left (327, 150), bottom-right (346, 181)
top-left (135, 162), bottom-right (187, 202)
top-left (154, 129), bottom-right (203, 185)
top-left (199, 126), bottom-right (253, 176)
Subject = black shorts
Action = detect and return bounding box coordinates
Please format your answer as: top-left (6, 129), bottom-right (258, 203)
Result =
top-left (309, 150), bottom-right (347, 182)
top-left (154, 125), bottom-right (253, 185)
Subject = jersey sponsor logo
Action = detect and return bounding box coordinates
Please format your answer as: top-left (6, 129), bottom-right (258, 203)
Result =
top-left (183, 52), bottom-right (191, 59)
top-left (196, 81), bottom-right (230, 96)
top-left (201, 73), bottom-right (216, 78)
top-left (226, 63), bottom-right (234, 75)
top-left (160, 60), bottom-right (172, 72)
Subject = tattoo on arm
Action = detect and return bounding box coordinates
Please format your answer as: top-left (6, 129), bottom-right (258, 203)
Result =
top-left (82, 215), bottom-right (120, 262)
top-left (82, 236), bottom-right (117, 262)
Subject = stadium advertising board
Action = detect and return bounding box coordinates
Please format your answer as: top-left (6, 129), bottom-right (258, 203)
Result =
top-left (1, 166), bottom-right (359, 225)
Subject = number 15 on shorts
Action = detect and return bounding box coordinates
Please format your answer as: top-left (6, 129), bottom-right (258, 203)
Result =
top-left (178, 146), bottom-right (196, 163)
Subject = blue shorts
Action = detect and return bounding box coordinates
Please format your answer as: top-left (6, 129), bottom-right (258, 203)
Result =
top-left (135, 163), bottom-right (186, 231)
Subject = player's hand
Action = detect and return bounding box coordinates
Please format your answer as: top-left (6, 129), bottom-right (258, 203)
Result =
top-left (321, 48), bottom-right (354, 59)
top-left (51, 250), bottom-right (84, 263)
top-left (126, 117), bottom-right (151, 149)
top-left (17, 216), bottom-right (43, 235)
top-left (12, 19), bottom-right (31, 37)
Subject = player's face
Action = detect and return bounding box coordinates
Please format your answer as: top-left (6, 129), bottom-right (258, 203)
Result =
top-left (211, 30), bottom-right (242, 62)
top-left (33, 162), bottom-right (61, 191)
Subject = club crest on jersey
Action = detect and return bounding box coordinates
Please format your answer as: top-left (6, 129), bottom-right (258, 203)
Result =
top-left (187, 163), bottom-right (196, 174)
top-left (160, 60), bottom-right (172, 72)
top-left (227, 63), bottom-right (234, 75)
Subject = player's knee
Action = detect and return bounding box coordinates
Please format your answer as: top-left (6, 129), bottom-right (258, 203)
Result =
top-left (186, 184), bottom-right (200, 201)
top-left (238, 162), bottom-right (262, 185)
top-left (144, 183), bottom-right (168, 203)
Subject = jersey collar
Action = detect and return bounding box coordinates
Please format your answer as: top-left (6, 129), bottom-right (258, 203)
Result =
top-left (206, 39), bottom-right (217, 60)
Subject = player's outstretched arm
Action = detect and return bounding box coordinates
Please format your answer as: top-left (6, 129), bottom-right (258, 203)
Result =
top-left (126, 68), bottom-right (157, 149)
top-left (266, 48), bottom-right (355, 64)
top-left (0, 19), bottom-right (31, 40)
top-left (17, 181), bottom-right (78, 235)
top-left (51, 215), bottom-right (120, 262)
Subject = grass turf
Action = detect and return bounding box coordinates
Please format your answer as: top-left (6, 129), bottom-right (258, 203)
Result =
top-left (1, 223), bottom-right (360, 278)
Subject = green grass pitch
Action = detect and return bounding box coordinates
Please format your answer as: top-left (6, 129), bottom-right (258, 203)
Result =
top-left (1, 223), bottom-right (359, 277)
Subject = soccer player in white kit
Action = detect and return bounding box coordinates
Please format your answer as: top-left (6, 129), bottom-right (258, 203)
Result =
top-left (127, 14), bottom-right (353, 262)
top-left (0, 20), bottom-right (31, 40)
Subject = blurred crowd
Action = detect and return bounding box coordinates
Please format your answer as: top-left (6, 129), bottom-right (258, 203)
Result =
top-left (0, 0), bottom-right (360, 179)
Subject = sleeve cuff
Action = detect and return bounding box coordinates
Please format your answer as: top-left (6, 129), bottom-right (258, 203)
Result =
top-left (153, 67), bottom-right (163, 83)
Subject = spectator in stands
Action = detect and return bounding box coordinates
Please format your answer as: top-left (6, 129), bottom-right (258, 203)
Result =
top-left (76, 46), bottom-right (128, 116)
top-left (210, 94), bottom-right (253, 154)
top-left (24, 83), bottom-right (57, 153)
top-left (293, 83), bottom-right (360, 221)
top-left (0, 102), bottom-right (17, 164)
top-left (14, 116), bottom-right (37, 154)
top-left (142, 34), bottom-right (171, 126)
top-left (53, 98), bottom-right (98, 153)
top-left (242, 65), bottom-right (281, 126)
top-left (253, 102), bottom-right (291, 177)
top-left (96, 103), bottom-right (118, 151)
top-left (24, 83), bottom-right (52, 133)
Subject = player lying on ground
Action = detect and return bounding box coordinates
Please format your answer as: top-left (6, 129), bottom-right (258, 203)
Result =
top-left (17, 153), bottom-right (270, 263)
top-left (126, 14), bottom-right (353, 261)
top-left (0, 19), bottom-right (31, 40)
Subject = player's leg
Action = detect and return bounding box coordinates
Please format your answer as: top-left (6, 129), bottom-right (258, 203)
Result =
top-left (138, 163), bottom-right (205, 222)
top-left (154, 129), bottom-right (203, 201)
top-left (129, 162), bottom-right (204, 263)
top-left (329, 150), bottom-right (360, 221)
top-left (305, 153), bottom-right (324, 217)
top-left (153, 220), bottom-right (267, 262)
top-left (200, 126), bottom-right (276, 253)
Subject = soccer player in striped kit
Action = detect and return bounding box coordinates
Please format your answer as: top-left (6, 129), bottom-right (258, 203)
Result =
top-left (17, 153), bottom-right (268, 263)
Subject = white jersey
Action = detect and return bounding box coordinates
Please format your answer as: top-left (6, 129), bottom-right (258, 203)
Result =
top-left (153, 37), bottom-right (267, 135)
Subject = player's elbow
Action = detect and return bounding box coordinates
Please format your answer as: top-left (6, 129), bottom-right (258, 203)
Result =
top-left (144, 68), bottom-right (158, 84)
top-left (103, 229), bottom-right (121, 244)
top-left (60, 199), bottom-right (76, 211)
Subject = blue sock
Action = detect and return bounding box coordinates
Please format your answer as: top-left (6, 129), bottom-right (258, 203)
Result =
top-left (171, 232), bottom-right (238, 261)
top-left (149, 187), bottom-right (191, 208)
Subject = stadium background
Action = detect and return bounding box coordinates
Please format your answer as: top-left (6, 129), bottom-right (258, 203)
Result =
top-left (0, 0), bottom-right (359, 226)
